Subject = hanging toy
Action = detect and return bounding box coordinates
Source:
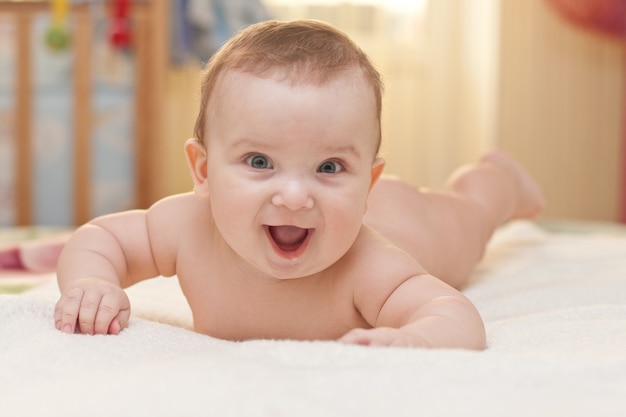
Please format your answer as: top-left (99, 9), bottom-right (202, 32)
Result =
top-left (45, 0), bottom-right (71, 52)
top-left (108, 0), bottom-right (132, 49)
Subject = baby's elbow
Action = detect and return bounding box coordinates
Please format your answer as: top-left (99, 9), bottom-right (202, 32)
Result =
top-left (444, 295), bottom-right (487, 350)
top-left (459, 297), bottom-right (487, 350)
top-left (469, 322), bottom-right (487, 350)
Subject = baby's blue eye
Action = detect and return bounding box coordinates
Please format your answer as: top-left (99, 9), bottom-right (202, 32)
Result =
top-left (246, 154), bottom-right (272, 169)
top-left (318, 160), bottom-right (343, 174)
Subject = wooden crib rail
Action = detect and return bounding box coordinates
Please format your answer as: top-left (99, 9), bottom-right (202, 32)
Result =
top-left (0, 0), bottom-right (167, 226)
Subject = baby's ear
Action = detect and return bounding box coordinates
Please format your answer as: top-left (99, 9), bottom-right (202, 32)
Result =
top-left (369, 157), bottom-right (386, 191)
top-left (184, 138), bottom-right (210, 200)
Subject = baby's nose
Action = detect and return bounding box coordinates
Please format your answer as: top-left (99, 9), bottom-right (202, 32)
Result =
top-left (271, 178), bottom-right (314, 211)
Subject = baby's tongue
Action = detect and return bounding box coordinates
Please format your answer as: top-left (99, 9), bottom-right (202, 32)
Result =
top-left (269, 226), bottom-right (307, 249)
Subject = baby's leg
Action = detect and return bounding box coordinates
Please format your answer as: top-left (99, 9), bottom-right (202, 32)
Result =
top-left (364, 150), bottom-right (544, 288)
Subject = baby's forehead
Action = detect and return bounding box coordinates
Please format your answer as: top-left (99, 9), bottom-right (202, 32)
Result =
top-left (209, 67), bottom-right (381, 154)
top-left (212, 68), bottom-right (376, 114)
top-left (222, 64), bottom-right (369, 88)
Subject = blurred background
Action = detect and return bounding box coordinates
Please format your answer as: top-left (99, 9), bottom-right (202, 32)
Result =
top-left (0, 0), bottom-right (624, 227)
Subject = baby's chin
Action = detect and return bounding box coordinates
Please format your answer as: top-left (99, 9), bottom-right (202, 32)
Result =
top-left (256, 250), bottom-right (344, 281)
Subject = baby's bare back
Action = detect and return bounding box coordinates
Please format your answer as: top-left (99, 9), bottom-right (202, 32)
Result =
top-left (365, 152), bottom-right (544, 288)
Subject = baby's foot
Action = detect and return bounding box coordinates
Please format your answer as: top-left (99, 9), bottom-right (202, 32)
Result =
top-left (482, 150), bottom-right (545, 219)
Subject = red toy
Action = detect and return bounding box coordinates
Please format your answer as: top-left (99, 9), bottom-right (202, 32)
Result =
top-left (109, 0), bottom-right (132, 49)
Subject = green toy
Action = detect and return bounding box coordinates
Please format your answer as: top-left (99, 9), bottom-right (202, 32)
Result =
top-left (45, 0), bottom-right (71, 52)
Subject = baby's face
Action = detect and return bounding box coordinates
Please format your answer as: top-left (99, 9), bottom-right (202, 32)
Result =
top-left (203, 69), bottom-right (382, 279)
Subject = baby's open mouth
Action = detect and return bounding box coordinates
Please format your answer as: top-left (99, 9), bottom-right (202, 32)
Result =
top-left (266, 225), bottom-right (313, 257)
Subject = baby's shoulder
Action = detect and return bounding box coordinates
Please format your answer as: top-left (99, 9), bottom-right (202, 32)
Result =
top-left (343, 226), bottom-right (427, 283)
top-left (145, 193), bottom-right (214, 271)
top-left (337, 226), bottom-right (428, 316)
top-left (148, 192), bottom-right (209, 226)
top-left (149, 192), bottom-right (199, 212)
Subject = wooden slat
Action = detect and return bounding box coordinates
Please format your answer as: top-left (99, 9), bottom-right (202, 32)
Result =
top-left (621, 43), bottom-right (626, 222)
top-left (133, 4), bottom-right (150, 209)
top-left (72, 4), bottom-right (92, 225)
top-left (15, 11), bottom-right (32, 226)
top-left (132, 0), bottom-right (167, 208)
top-left (150, 0), bottom-right (168, 205)
top-left (0, 1), bottom-right (49, 14)
top-left (4, 0), bottom-right (163, 224)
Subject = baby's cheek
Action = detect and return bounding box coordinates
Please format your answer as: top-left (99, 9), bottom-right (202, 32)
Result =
top-left (333, 211), bottom-right (363, 243)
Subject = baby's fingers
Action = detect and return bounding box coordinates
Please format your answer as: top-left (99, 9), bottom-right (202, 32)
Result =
top-left (94, 292), bottom-right (130, 335)
top-left (339, 328), bottom-right (425, 348)
top-left (54, 287), bottom-right (85, 334)
top-left (54, 284), bottom-right (130, 335)
top-left (76, 290), bottom-right (106, 335)
top-left (339, 328), bottom-right (383, 346)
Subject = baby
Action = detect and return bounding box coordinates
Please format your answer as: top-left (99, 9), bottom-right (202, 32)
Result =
top-left (55, 19), bottom-right (544, 349)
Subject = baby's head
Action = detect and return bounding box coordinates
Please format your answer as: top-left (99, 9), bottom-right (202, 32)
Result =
top-left (193, 19), bottom-right (384, 153)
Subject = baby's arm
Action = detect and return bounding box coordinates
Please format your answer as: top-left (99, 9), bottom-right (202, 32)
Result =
top-left (340, 274), bottom-right (486, 349)
top-left (55, 210), bottom-right (165, 335)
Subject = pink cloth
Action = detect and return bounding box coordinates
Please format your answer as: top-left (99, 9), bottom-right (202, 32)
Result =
top-left (545, 0), bottom-right (626, 37)
top-left (0, 234), bottom-right (69, 273)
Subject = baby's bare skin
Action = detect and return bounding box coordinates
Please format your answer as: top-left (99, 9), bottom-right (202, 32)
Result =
top-left (54, 20), bottom-right (544, 349)
top-left (365, 150), bottom-right (544, 289)
top-left (55, 150), bottom-right (542, 348)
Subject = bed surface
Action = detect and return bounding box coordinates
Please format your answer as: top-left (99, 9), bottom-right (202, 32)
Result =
top-left (1, 220), bottom-right (625, 416)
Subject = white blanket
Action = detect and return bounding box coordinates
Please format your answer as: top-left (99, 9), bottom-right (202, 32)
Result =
top-left (1, 221), bottom-right (625, 416)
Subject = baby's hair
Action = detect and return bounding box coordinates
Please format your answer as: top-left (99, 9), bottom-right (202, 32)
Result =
top-left (193, 19), bottom-right (384, 152)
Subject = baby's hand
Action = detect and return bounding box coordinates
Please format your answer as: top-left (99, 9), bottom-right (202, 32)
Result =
top-left (54, 278), bottom-right (130, 335)
top-left (339, 327), bottom-right (429, 348)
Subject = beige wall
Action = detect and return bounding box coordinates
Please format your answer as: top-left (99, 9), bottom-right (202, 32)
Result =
top-left (157, 0), bottom-right (625, 221)
top-left (153, 63), bottom-right (202, 199)
top-left (498, 0), bottom-right (625, 221)
top-left (159, 2), bottom-right (502, 197)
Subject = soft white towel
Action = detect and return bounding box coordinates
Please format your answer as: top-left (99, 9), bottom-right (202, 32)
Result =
top-left (1, 221), bottom-right (625, 417)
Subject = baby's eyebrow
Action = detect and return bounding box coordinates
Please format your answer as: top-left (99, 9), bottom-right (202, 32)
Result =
top-left (230, 138), bottom-right (277, 151)
top-left (230, 138), bottom-right (364, 160)
top-left (324, 144), bottom-right (363, 160)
